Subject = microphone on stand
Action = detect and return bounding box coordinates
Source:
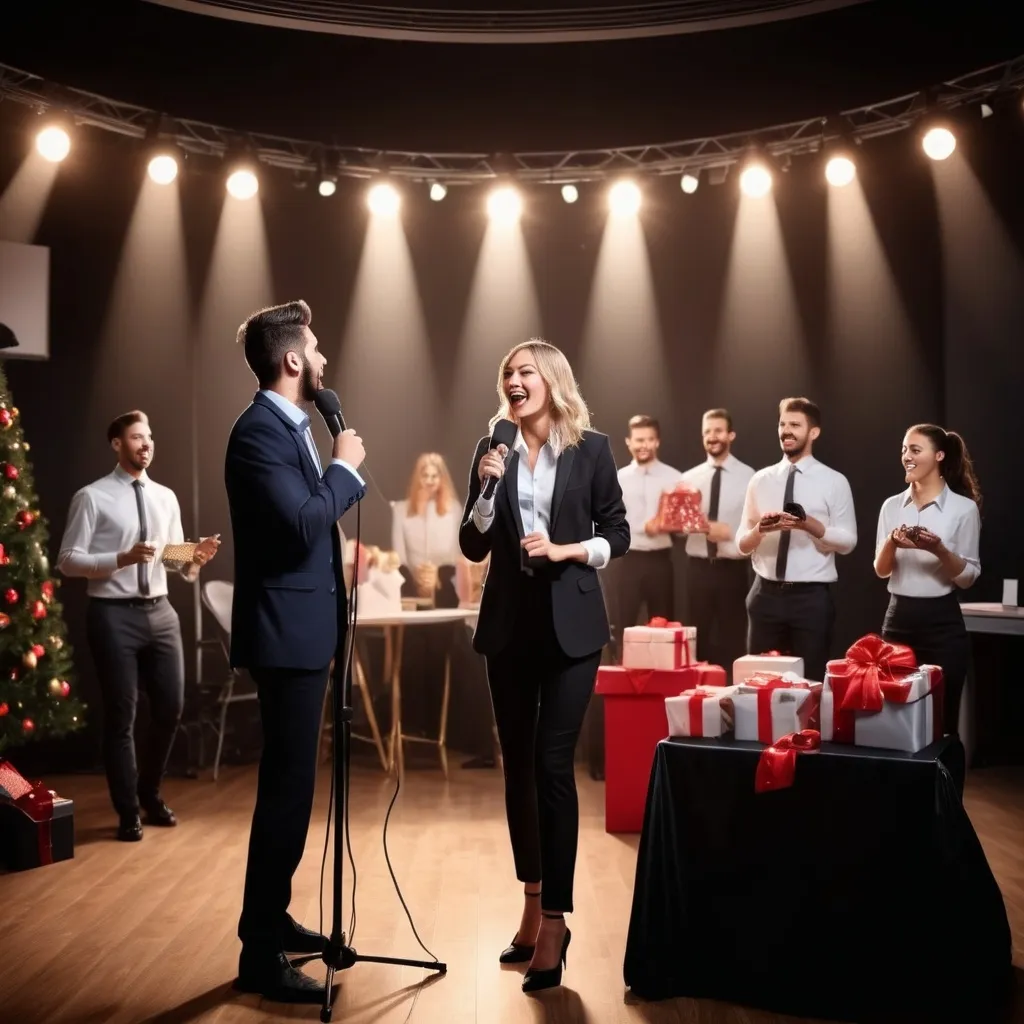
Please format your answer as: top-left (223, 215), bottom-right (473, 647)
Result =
top-left (314, 388), bottom-right (346, 437)
top-left (481, 419), bottom-right (519, 500)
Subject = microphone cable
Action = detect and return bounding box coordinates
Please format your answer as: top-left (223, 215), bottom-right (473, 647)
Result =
top-left (318, 468), bottom-right (439, 966)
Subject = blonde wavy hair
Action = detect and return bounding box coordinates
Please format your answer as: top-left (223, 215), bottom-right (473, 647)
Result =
top-left (489, 339), bottom-right (591, 453)
top-left (405, 452), bottom-right (459, 516)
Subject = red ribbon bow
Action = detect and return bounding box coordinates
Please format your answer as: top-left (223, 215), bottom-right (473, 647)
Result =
top-left (834, 634), bottom-right (918, 714)
top-left (755, 729), bottom-right (821, 793)
top-left (647, 617), bottom-right (683, 629)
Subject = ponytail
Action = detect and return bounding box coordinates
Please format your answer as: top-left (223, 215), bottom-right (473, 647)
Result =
top-left (908, 423), bottom-right (982, 508)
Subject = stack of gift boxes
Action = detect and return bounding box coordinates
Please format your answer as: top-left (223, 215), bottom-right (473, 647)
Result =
top-left (663, 635), bottom-right (945, 758)
top-left (595, 620), bottom-right (946, 830)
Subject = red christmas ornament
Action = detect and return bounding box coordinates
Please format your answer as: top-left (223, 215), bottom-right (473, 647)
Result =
top-left (60, 681), bottom-right (71, 698)
top-left (41, 581), bottom-right (55, 602)
top-left (0, 543), bottom-right (5, 560)
top-left (22, 718), bottom-right (34, 734)
top-left (4, 588), bottom-right (18, 605)
top-left (0, 612), bottom-right (9, 628)
top-left (3, 463), bottom-right (17, 480)
top-left (15, 510), bottom-right (35, 530)
top-left (30, 600), bottom-right (47, 620)
top-left (32, 643), bottom-right (45, 658)
top-left (0, 702), bottom-right (8, 716)
top-left (0, 409), bottom-right (11, 428)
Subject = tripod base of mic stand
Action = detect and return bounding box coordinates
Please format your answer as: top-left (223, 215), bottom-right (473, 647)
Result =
top-left (289, 939), bottom-right (447, 1022)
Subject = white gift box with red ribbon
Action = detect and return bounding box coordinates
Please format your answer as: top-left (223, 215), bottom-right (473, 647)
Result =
top-left (731, 673), bottom-right (822, 744)
top-left (665, 684), bottom-right (740, 738)
top-left (623, 618), bottom-right (697, 670)
top-left (732, 653), bottom-right (806, 685)
top-left (821, 663), bottom-right (943, 753)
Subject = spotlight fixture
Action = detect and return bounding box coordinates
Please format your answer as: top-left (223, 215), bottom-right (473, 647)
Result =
top-left (824, 153), bottom-right (856, 187)
top-left (35, 120), bottom-right (71, 163)
top-left (921, 124), bottom-right (956, 161)
top-left (318, 177), bottom-right (337, 197)
top-left (680, 172), bottom-right (699, 194)
top-left (226, 166), bottom-right (259, 200)
top-left (487, 185), bottom-right (522, 225)
top-left (561, 184), bottom-right (579, 203)
top-left (608, 179), bottom-right (641, 215)
top-left (739, 162), bottom-right (772, 198)
top-left (429, 182), bottom-right (447, 201)
top-left (146, 143), bottom-right (181, 185)
top-left (367, 181), bottom-right (401, 216)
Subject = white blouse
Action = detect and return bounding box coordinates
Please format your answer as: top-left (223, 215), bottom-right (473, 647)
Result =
top-left (391, 498), bottom-right (461, 571)
top-left (875, 485), bottom-right (981, 597)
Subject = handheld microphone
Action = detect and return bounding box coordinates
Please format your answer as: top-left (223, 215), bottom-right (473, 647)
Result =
top-left (314, 388), bottom-right (346, 438)
top-left (481, 418), bottom-right (519, 500)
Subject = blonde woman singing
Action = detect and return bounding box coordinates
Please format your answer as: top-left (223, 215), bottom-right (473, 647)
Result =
top-left (460, 340), bottom-right (629, 993)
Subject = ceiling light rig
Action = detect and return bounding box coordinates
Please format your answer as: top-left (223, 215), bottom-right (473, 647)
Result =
top-left (1, 55), bottom-right (1020, 201)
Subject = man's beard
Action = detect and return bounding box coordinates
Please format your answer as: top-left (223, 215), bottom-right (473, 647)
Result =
top-left (705, 441), bottom-right (728, 457)
top-left (780, 435), bottom-right (806, 457)
top-left (299, 357), bottom-right (320, 403)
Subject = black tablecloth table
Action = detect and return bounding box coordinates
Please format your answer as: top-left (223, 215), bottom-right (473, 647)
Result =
top-left (624, 736), bottom-right (1012, 1022)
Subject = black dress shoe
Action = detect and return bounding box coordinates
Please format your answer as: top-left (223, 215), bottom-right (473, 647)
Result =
top-left (235, 951), bottom-right (328, 1004)
top-left (282, 915), bottom-right (327, 954)
top-left (142, 799), bottom-right (177, 827)
top-left (523, 927), bottom-right (571, 993)
top-left (498, 938), bottom-right (534, 964)
top-left (117, 815), bottom-right (143, 842)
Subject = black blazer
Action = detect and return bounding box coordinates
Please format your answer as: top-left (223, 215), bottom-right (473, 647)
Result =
top-left (225, 393), bottom-right (365, 671)
top-left (459, 429), bottom-right (629, 659)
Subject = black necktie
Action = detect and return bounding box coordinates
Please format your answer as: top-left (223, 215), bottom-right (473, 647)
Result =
top-left (707, 465), bottom-right (722, 559)
top-left (133, 480), bottom-right (150, 596)
top-left (775, 464), bottom-right (797, 581)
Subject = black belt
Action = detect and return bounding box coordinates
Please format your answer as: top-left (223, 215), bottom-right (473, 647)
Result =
top-left (90, 595), bottom-right (164, 608)
top-left (757, 577), bottom-right (830, 591)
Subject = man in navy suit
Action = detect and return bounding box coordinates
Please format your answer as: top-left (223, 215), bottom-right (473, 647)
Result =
top-left (225, 299), bottom-right (366, 1003)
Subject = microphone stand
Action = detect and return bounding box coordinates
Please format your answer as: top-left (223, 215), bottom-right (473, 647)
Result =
top-left (295, 587), bottom-right (447, 1020)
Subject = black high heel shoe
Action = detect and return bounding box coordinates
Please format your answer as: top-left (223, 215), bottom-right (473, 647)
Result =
top-left (522, 915), bottom-right (571, 993)
top-left (498, 891), bottom-right (540, 964)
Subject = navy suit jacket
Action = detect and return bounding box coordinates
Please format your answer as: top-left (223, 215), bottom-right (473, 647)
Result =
top-left (224, 392), bottom-right (365, 670)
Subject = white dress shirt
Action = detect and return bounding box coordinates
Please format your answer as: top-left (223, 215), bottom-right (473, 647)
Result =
top-left (473, 432), bottom-right (611, 568)
top-left (391, 498), bottom-right (461, 571)
top-left (680, 453), bottom-right (755, 560)
top-left (57, 466), bottom-right (189, 598)
top-left (617, 458), bottom-right (684, 552)
top-left (875, 485), bottom-right (980, 597)
top-left (739, 455), bottom-right (857, 583)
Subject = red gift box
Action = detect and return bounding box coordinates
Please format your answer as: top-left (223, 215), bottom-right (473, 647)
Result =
top-left (595, 665), bottom-right (702, 833)
top-left (655, 484), bottom-right (708, 534)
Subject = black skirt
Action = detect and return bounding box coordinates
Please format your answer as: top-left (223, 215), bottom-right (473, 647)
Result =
top-left (881, 591), bottom-right (969, 737)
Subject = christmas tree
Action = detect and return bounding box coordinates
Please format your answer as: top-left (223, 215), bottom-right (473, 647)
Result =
top-left (0, 361), bottom-right (83, 752)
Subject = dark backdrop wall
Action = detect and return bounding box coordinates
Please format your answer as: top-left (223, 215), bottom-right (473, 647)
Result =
top-left (2, 103), bottom-right (1022, 771)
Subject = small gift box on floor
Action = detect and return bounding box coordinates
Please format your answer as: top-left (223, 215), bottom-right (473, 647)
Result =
top-left (655, 484), bottom-right (708, 534)
top-left (733, 652), bottom-right (806, 685)
top-left (595, 664), bottom-right (713, 833)
top-left (665, 684), bottom-right (740, 738)
top-left (0, 759), bottom-right (74, 871)
top-left (622, 617), bottom-right (697, 670)
top-left (820, 634), bottom-right (944, 753)
top-left (732, 674), bottom-right (822, 744)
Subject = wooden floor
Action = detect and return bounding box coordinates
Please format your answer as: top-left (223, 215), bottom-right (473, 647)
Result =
top-left (2, 755), bottom-right (1023, 1024)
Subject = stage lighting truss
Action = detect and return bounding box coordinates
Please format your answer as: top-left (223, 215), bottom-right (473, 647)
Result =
top-left (1, 55), bottom-right (1022, 189)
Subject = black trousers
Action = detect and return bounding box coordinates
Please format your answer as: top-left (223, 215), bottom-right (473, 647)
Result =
top-left (238, 664), bottom-right (330, 952)
top-left (882, 592), bottom-right (969, 737)
top-left (484, 577), bottom-right (601, 914)
top-left (86, 596), bottom-right (185, 818)
top-left (614, 548), bottom-right (674, 653)
top-left (746, 576), bottom-right (835, 683)
top-left (685, 557), bottom-right (750, 678)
